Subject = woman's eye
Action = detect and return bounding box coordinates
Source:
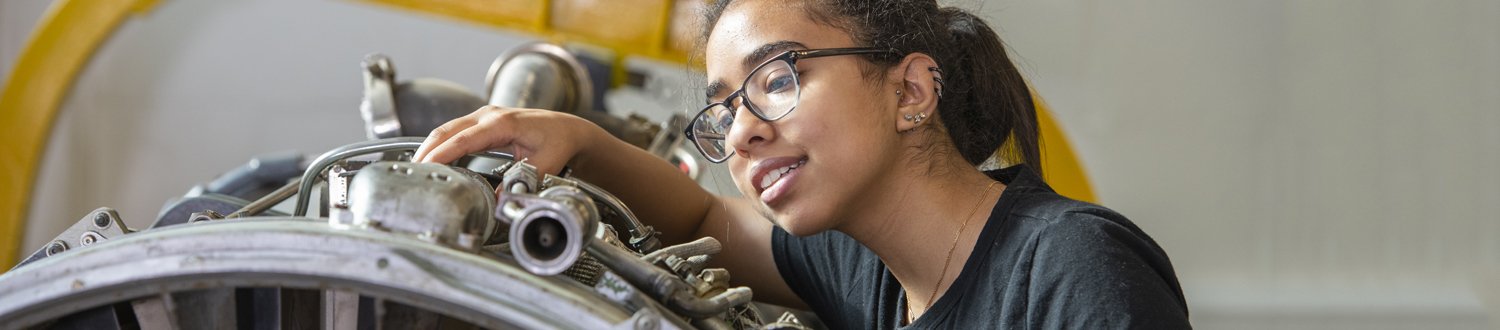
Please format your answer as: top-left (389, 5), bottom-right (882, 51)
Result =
top-left (764, 72), bottom-right (794, 94)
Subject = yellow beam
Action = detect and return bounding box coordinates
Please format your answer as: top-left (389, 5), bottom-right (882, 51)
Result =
top-left (359, 0), bottom-right (693, 69)
top-left (0, 0), bottom-right (161, 269)
top-left (1034, 102), bottom-right (1095, 202)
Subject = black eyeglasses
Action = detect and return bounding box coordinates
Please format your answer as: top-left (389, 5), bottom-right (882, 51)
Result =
top-left (683, 47), bottom-right (898, 163)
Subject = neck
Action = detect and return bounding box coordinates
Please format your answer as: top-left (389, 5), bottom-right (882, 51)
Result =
top-left (835, 154), bottom-right (1005, 315)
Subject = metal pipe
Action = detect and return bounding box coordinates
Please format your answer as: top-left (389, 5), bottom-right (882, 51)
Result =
top-left (573, 180), bottom-right (660, 253)
top-left (293, 137), bottom-right (514, 216)
top-left (642, 237), bottom-right (720, 263)
top-left (670, 287), bottom-right (752, 319)
top-left (586, 241), bottom-right (681, 301)
top-left (226, 178), bottom-right (301, 218)
top-left (585, 241), bottom-right (750, 319)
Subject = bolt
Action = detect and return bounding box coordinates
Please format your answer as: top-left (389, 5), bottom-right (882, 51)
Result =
top-left (189, 210), bottom-right (223, 223)
top-left (45, 240), bottom-right (67, 256)
top-left (634, 311), bottom-right (660, 330)
top-left (80, 232), bottom-right (101, 246)
top-left (93, 212), bottom-right (110, 229)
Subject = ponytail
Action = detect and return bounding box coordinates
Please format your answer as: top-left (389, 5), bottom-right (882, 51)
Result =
top-left (937, 8), bottom-right (1041, 174)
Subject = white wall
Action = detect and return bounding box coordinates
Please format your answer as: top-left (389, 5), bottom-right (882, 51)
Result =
top-left (4, 0), bottom-right (1498, 329)
top-left (983, 0), bottom-right (1500, 328)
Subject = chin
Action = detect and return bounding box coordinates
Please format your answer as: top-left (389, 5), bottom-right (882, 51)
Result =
top-left (768, 206), bottom-right (835, 237)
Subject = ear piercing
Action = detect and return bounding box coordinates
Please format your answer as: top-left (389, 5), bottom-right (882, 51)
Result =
top-left (903, 112), bottom-right (928, 124)
top-left (898, 67), bottom-right (941, 127)
top-left (930, 66), bottom-right (942, 98)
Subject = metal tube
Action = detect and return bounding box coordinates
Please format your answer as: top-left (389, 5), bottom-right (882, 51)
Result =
top-left (293, 137), bottom-right (513, 216)
top-left (669, 287), bottom-right (752, 319)
top-left (586, 241), bottom-right (682, 301)
top-left (642, 237), bottom-right (720, 263)
top-left (227, 178), bottom-right (301, 218)
top-left (574, 180), bottom-right (660, 253)
top-left (585, 241), bottom-right (750, 319)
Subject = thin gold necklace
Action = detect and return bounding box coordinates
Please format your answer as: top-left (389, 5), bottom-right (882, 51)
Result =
top-left (909, 180), bottom-right (998, 324)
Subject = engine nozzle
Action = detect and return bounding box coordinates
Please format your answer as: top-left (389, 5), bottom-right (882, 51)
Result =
top-left (498, 185), bottom-right (597, 276)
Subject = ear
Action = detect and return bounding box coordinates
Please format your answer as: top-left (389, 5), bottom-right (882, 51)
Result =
top-left (890, 53), bottom-right (942, 132)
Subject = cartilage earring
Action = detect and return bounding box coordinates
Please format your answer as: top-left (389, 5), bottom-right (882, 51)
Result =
top-left (929, 67), bottom-right (945, 98)
top-left (896, 90), bottom-right (903, 96)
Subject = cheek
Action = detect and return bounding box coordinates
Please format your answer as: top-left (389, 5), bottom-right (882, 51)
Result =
top-left (791, 91), bottom-right (889, 152)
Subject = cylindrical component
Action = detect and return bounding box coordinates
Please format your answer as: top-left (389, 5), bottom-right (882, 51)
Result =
top-left (503, 186), bottom-right (597, 276)
top-left (485, 43), bottom-right (593, 114)
top-left (511, 209), bottom-right (582, 275)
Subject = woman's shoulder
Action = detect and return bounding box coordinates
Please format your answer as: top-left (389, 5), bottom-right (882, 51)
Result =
top-left (981, 166), bottom-right (1191, 325)
top-left (986, 164), bottom-right (1129, 227)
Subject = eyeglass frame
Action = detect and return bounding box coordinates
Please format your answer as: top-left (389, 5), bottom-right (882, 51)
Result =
top-left (683, 47), bottom-right (900, 163)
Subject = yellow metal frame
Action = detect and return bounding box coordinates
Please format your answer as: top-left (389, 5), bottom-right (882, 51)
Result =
top-left (0, 0), bottom-right (161, 269)
top-left (0, 0), bottom-right (1092, 269)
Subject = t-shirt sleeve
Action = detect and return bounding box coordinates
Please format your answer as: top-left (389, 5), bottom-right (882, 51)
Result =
top-left (1026, 210), bottom-right (1192, 329)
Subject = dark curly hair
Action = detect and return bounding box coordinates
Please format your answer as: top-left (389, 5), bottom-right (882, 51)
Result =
top-left (701, 0), bottom-right (1041, 175)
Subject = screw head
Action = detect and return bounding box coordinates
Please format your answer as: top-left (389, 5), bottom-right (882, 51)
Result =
top-left (92, 212), bottom-right (110, 229)
top-left (633, 311), bottom-right (660, 330)
top-left (79, 232), bottom-right (102, 246)
top-left (45, 240), bottom-right (67, 256)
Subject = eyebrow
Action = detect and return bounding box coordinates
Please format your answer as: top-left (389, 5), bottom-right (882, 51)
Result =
top-left (704, 40), bottom-right (808, 100)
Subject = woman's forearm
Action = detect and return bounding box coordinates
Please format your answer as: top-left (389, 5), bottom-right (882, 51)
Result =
top-left (570, 128), bottom-right (718, 245)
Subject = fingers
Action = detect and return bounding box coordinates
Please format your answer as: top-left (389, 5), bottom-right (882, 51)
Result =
top-left (411, 105), bottom-right (585, 175)
top-left (421, 121), bottom-right (515, 164)
top-left (416, 105), bottom-right (508, 163)
top-left (414, 115), bottom-right (475, 162)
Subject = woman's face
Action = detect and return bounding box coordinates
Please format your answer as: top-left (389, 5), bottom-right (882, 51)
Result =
top-left (706, 0), bottom-right (904, 235)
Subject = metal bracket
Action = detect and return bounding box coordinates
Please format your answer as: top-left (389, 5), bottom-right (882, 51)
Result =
top-left (11, 207), bottom-right (133, 271)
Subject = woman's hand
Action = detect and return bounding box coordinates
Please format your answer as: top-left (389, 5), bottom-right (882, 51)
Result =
top-left (413, 105), bottom-right (602, 175)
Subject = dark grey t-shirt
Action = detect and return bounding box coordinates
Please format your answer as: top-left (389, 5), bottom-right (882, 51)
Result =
top-left (771, 165), bottom-right (1190, 329)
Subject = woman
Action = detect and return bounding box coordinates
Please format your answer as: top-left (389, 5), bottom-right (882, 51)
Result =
top-left (415, 0), bottom-right (1190, 328)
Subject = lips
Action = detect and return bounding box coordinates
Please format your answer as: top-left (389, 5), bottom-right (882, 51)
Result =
top-left (750, 156), bottom-right (807, 204)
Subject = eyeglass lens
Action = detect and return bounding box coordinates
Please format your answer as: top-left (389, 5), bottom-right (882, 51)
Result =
top-left (690, 59), bottom-right (801, 162)
top-left (693, 59), bottom-right (810, 162)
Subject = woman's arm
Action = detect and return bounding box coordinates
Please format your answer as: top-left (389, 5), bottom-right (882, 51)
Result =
top-left (415, 106), bottom-right (806, 307)
top-left (574, 139), bottom-right (805, 307)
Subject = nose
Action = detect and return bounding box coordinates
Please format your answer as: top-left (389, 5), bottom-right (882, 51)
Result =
top-left (725, 102), bottom-right (774, 158)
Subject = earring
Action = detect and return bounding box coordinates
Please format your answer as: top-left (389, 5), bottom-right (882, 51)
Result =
top-left (929, 67), bottom-right (945, 98)
top-left (905, 112), bottom-right (928, 124)
top-left (895, 89), bottom-right (903, 96)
